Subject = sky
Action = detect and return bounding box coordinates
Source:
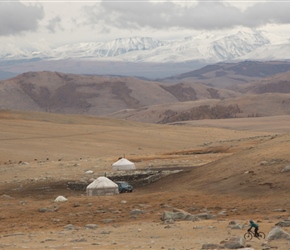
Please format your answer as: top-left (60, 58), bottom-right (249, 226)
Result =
top-left (0, 0), bottom-right (290, 49)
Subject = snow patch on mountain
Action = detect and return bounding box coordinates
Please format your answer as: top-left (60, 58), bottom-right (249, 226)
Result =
top-left (0, 30), bottom-right (289, 63)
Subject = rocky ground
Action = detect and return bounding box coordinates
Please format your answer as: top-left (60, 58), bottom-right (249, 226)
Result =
top-left (1, 111), bottom-right (290, 249)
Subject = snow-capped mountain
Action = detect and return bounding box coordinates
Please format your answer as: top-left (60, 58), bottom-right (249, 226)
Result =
top-left (0, 30), bottom-right (289, 63)
top-left (0, 30), bottom-right (290, 80)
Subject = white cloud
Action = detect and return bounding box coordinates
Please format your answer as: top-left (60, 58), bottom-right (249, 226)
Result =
top-left (0, 1), bottom-right (44, 36)
top-left (1, 0), bottom-right (290, 47)
top-left (81, 1), bottom-right (290, 31)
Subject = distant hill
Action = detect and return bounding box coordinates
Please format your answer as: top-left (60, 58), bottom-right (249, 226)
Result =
top-left (1, 61), bottom-right (290, 123)
top-left (0, 71), bottom-right (237, 116)
top-left (161, 61), bottom-right (290, 88)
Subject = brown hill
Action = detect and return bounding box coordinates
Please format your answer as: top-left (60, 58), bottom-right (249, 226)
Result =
top-left (1, 62), bottom-right (290, 125)
top-left (107, 93), bottom-right (290, 123)
top-left (237, 71), bottom-right (290, 94)
top-left (161, 60), bottom-right (290, 88)
top-left (0, 71), bottom-right (237, 116)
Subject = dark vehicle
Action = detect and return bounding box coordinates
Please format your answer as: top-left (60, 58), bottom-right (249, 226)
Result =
top-left (116, 181), bottom-right (133, 193)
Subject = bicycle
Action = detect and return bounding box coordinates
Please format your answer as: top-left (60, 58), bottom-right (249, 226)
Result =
top-left (244, 230), bottom-right (266, 240)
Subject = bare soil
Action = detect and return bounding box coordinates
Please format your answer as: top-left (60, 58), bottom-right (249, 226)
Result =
top-left (1, 110), bottom-right (290, 249)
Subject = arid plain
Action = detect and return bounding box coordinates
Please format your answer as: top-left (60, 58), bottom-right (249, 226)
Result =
top-left (1, 110), bottom-right (290, 249)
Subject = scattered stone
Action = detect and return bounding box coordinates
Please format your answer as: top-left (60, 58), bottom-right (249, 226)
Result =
top-left (85, 170), bottom-right (94, 174)
top-left (120, 200), bottom-right (127, 204)
top-left (267, 227), bottom-right (290, 240)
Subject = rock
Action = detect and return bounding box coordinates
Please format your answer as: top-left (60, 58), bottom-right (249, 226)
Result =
top-left (85, 170), bottom-right (94, 174)
top-left (38, 207), bottom-right (57, 212)
top-left (194, 213), bottom-right (214, 220)
top-left (161, 211), bottom-right (196, 221)
top-left (228, 220), bottom-right (237, 225)
top-left (64, 224), bottom-right (75, 230)
top-left (230, 224), bottom-right (243, 229)
top-left (1, 194), bottom-right (14, 199)
top-left (161, 210), bottom-right (214, 222)
top-left (218, 211), bottom-right (227, 216)
top-left (201, 244), bottom-right (225, 249)
top-left (281, 165), bottom-right (290, 172)
top-left (130, 209), bottom-right (145, 215)
top-left (54, 196), bottom-right (67, 202)
top-left (70, 238), bottom-right (87, 242)
top-left (266, 227), bottom-right (290, 240)
top-left (275, 220), bottom-right (290, 227)
top-left (273, 208), bottom-right (286, 212)
top-left (84, 224), bottom-right (98, 229)
top-left (223, 237), bottom-right (246, 249)
top-left (103, 219), bottom-right (114, 223)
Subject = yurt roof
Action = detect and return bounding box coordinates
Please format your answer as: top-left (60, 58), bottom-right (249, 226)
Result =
top-left (112, 158), bottom-right (135, 166)
top-left (86, 177), bottom-right (118, 189)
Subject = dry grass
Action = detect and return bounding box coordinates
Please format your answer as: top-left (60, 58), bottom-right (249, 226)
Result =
top-left (1, 110), bottom-right (290, 249)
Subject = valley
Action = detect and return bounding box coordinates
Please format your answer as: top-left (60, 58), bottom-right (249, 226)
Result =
top-left (0, 110), bottom-right (290, 249)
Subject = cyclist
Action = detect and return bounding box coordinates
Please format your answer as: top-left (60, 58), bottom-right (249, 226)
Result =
top-left (248, 220), bottom-right (259, 237)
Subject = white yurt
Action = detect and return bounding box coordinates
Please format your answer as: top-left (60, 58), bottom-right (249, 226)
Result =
top-left (86, 177), bottom-right (119, 196)
top-left (112, 158), bottom-right (136, 171)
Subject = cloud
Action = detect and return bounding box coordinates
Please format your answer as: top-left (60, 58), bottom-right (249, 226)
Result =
top-left (46, 16), bottom-right (63, 33)
top-left (81, 1), bottom-right (290, 31)
top-left (244, 2), bottom-right (290, 26)
top-left (0, 1), bottom-right (44, 36)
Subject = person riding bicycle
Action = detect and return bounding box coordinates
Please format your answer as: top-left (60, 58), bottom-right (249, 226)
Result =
top-left (248, 220), bottom-right (259, 237)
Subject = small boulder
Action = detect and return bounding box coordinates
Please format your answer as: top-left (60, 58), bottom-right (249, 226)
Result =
top-left (223, 237), bottom-right (246, 249)
top-left (267, 227), bottom-right (290, 240)
top-left (281, 165), bottom-right (290, 173)
top-left (201, 243), bottom-right (225, 249)
top-left (275, 220), bottom-right (290, 227)
top-left (54, 196), bottom-right (67, 202)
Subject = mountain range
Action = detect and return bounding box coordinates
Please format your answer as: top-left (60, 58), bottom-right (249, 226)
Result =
top-left (1, 61), bottom-right (290, 123)
top-left (0, 30), bottom-right (290, 79)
